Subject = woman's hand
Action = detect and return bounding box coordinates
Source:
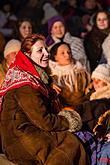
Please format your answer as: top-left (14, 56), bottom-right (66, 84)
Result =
top-left (52, 83), bottom-right (61, 94)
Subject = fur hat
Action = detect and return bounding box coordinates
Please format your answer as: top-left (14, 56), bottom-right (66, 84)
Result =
top-left (91, 64), bottom-right (110, 84)
top-left (4, 39), bottom-right (21, 58)
top-left (58, 109), bottom-right (82, 132)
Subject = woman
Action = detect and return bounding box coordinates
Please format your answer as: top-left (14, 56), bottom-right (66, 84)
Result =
top-left (12, 18), bottom-right (33, 42)
top-left (49, 42), bottom-right (90, 107)
top-left (46, 15), bottom-right (89, 70)
top-left (84, 10), bottom-right (110, 72)
top-left (75, 63), bottom-right (110, 132)
top-left (0, 34), bottom-right (89, 164)
top-left (0, 39), bottom-right (21, 87)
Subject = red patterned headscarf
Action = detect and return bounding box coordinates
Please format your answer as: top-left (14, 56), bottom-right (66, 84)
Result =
top-left (0, 51), bottom-right (49, 111)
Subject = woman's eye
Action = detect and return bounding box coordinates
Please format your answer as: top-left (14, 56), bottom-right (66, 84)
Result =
top-left (37, 49), bottom-right (42, 53)
top-left (45, 47), bottom-right (49, 52)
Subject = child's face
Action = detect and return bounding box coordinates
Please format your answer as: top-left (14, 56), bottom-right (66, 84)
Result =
top-left (92, 78), bottom-right (107, 91)
top-left (55, 44), bottom-right (71, 66)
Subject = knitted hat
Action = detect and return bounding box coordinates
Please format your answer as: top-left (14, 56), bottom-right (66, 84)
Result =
top-left (91, 64), bottom-right (110, 84)
top-left (46, 16), bottom-right (66, 46)
top-left (48, 15), bottom-right (65, 34)
top-left (4, 39), bottom-right (21, 58)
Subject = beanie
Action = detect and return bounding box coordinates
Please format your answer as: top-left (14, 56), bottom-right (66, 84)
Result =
top-left (48, 15), bottom-right (65, 34)
top-left (91, 64), bottom-right (110, 84)
top-left (46, 16), bottom-right (66, 46)
top-left (4, 39), bottom-right (21, 58)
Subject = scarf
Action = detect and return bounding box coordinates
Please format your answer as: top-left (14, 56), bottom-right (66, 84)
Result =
top-left (90, 84), bottom-right (110, 100)
top-left (49, 60), bottom-right (90, 92)
top-left (0, 51), bottom-right (49, 111)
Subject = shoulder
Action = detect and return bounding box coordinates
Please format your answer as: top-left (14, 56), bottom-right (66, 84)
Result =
top-left (64, 32), bottom-right (83, 43)
top-left (99, 141), bottom-right (110, 155)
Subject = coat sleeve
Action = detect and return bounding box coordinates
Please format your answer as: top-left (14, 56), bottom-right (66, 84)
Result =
top-left (74, 99), bottom-right (110, 131)
top-left (15, 85), bottom-right (69, 132)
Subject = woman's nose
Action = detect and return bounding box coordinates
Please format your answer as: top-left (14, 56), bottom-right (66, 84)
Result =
top-left (44, 48), bottom-right (49, 56)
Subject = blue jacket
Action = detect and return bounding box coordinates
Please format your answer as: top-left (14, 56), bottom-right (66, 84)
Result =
top-left (97, 140), bottom-right (110, 165)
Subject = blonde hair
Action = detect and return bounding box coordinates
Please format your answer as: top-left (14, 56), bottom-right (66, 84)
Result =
top-left (93, 110), bottom-right (110, 139)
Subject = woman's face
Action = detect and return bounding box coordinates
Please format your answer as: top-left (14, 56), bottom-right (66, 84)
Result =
top-left (55, 44), bottom-right (71, 66)
top-left (92, 78), bottom-right (107, 91)
top-left (96, 12), bottom-right (109, 30)
top-left (51, 21), bottom-right (65, 39)
top-left (31, 40), bottom-right (49, 68)
top-left (19, 21), bottom-right (32, 39)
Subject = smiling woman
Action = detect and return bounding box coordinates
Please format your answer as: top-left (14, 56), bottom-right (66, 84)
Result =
top-left (0, 34), bottom-right (90, 165)
top-left (30, 40), bottom-right (49, 68)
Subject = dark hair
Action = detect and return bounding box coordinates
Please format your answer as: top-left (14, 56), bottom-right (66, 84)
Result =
top-left (93, 10), bottom-right (110, 28)
top-left (50, 42), bottom-right (72, 61)
top-left (21, 33), bottom-right (45, 56)
top-left (12, 18), bottom-right (34, 41)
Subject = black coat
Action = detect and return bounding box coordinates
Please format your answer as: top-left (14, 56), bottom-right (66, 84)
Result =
top-left (75, 98), bottom-right (110, 132)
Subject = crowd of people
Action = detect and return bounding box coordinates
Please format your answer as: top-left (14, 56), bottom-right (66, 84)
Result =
top-left (0, 0), bottom-right (110, 164)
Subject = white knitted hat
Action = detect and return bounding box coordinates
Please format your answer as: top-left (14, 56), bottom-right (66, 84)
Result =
top-left (4, 39), bottom-right (21, 58)
top-left (91, 64), bottom-right (110, 84)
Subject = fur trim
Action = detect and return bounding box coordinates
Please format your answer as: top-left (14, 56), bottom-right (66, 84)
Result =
top-left (58, 110), bottom-right (82, 132)
top-left (49, 60), bottom-right (90, 92)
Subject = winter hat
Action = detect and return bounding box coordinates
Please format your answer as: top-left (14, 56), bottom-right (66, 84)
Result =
top-left (91, 64), bottom-right (110, 84)
top-left (48, 15), bottom-right (65, 34)
top-left (46, 16), bottom-right (66, 46)
top-left (4, 39), bottom-right (21, 58)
